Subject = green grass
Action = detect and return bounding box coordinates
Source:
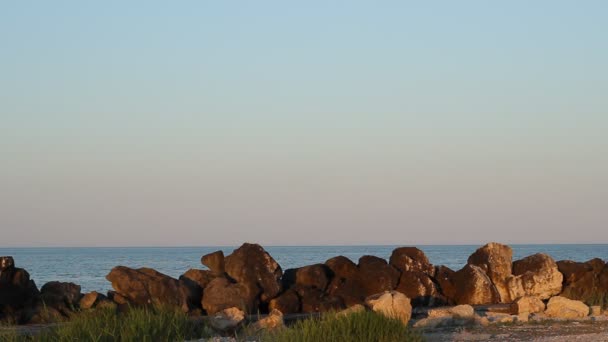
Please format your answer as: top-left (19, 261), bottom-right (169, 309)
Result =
top-left (19, 306), bottom-right (213, 342)
top-left (259, 311), bottom-right (424, 342)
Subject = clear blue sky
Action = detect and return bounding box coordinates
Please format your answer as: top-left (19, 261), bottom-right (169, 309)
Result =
top-left (1, 1), bottom-right (607, 246)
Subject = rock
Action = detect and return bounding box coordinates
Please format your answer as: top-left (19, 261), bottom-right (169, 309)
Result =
top-left (326, 277), bottom-right (367, 307)
top-left (224, 243), bottom-right (282, 303)
top-left (544, 296), bottom-right (590, 319)
top-left (467, 242), bottom-right (513, 303)
top-left (208, 307), bottom-right (245, 332)
top-left (395, 271), bottom-right (444, 307)
top-left (434, 265), bottom-right (457, 304)
top-left (39, 282), bottom-right (81, 312)
top-left (107, 291), bottom-right (128, 305)
top-left (451, 264), bottom-right (500, 305)
top-left (509, 253), bottom-right (563, 300)
top-left (557, 259), bottom-right (608, 303)
top-left (485, 312), bottom-right (515, 324)
top-left (295, 264), bottom-right (331, 291)
top-left (427, 304), bottom-right (475, 319)
top-left (79, 291), bottom-right (109, 310)
top-left (325, 256), bottom-right (365, 307)
top-left (364, 291), bottom-right (412, 324)
top-left (106, 266), bottom-right (190, 311)
top-left (201, 251), bottom-right (225, 275)
top-left (252, 309), bottom-right (284, 331)
top-left (325, 256), bottom-right (358, 280)
top-left (0, 257), bottom-right (39, 316)
top-left (357, 256), bottom-right (399, 297)
top-left (389, 247), bottom-right (434, 276)
top-left (179, 269), bottom-right (218, 310)
top-left (337, 304), bottom-right (366, 316)
top-left (297, 287), bottom-right (345, 313)
top-left (202, 277), bottom-right (257, 315)
top-left (517, 312), bottom-right (529, 322)
top-left (510, 295), bottom-right (545, 314)
top-left (590, 305), bottom-right (602, 316)
top-left (268, 290), bottom-right (300, 314)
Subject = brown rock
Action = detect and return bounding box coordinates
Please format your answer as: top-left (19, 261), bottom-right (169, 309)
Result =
top-left (325, 256), bottom-right (358, 279)
top-left (427, 304), bottom-right (475, 319)
top-left (451, 264), bottom-right (500, 305)
top-left (395, 271), bottom-right (444, 307)
top-left (201, 277), bottom-right (257, 314)
top-left (79, 291), bottom-right (109, 310)
top-left (544, 296), bottom-right (589, 318)
top-left (201, 251), bottom-right (225, 275)
top-left (297, 287), bottom-right (345, 313)
top-left (509, 253), bottom-right (563, 300)
top-left (390, 247), bottom-right (434, 276)
top-left (434, 265), bottom-right (457, 304)
top-left (511, 295), bottom-right (545, 314)
top-left (467, 242), bottom-right (513, 303)
top-left (224, 243), bottom-right (282, 303)
top-left (357, 256), bottom-right (399, 297)
top-left (557, 259), bottom-right (608, 303)
top-left (268, 290), bottom-right (300, 314)
top-left (208, 307), bottom-right (245, 332)
top-left (106, 266), bottom-right (190, 311)
top-left (179, 269), bottom-right (218, 310)
top-left (365, 291), bottom-right (412, 324)
top-left (326, 277), bottom-right (366, 307)
top-left (251, 309), bottom-right (284, 331)
top-left (295, 264), bottom-right (331, 291)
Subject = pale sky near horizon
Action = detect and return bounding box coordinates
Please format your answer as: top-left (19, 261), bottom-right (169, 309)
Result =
top-left (1, 1), bottom-right (607, 247)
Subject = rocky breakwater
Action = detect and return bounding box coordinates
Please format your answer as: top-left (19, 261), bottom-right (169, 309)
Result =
top-left (0, 256), bottom-right (91, 324)
top-left (3, 242), bottom-right (608, 328)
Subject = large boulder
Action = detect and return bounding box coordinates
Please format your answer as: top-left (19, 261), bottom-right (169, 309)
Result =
top-left (364, 291), bottom-right (412, 324)
top-left (0, 256), bottom-right (39, 317)
top-left (508, 253), bottom-right (563, 300)
top-left (451, 264), bottom-right (500, 305)
top-left (295, 264), bottom-right (332, 291)
top-left (106, 266), bottom-right (190, 311)
top-left (427, 304), bottom-right (475, 319)
top-left (389, 247), bottom-right (434, 276)
top-left (395, 271), bottom-right (444, 307)
top-left (325, 256), bottom-right (365, 307)
top-left (282, 264), bottom-right (332, 291)
top-left (202, 277), bottom-right (257, 314)
top-left (544, 296), bottom-right (589, 319)
top-left (467, 243), bottom-right (513, 303)
top-left (356, 256), bottom-right (399, 297)
top-left (325, 256), bottom-right (358, 280)
top-left (557, 259), bottom-right (608, 303)
top-left (224, 243), bottom-right (282, 303)
top-left (40, 281), bottom-right (82, 317)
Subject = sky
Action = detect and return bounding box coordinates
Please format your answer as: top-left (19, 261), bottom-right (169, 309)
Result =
top-left (1, 1), bottom-right (607, 247)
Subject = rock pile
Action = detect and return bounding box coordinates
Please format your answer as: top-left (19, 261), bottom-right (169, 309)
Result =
top-left (2, 242), bottom-right (607, 326)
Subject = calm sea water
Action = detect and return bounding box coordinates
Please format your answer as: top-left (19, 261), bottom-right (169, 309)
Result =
top-left (1, 245), bottom-right (606, 293)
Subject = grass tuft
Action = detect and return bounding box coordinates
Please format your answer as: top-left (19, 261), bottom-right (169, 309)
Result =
top-left (31, 305), bottom-right (212, 342)
top-left (260, 311), bottom-right (423, 342)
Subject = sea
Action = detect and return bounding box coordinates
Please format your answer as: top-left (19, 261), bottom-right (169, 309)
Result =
top-left (1, 245), bottom-right (607, 293)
